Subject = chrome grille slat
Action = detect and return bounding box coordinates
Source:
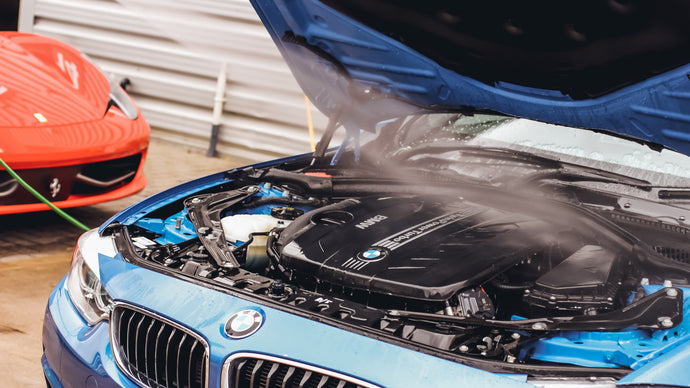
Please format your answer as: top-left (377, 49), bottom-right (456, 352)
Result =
top-left (223, 354), bottom-right (380, 388)
top-left (165, 329), bottom-right (180, 388)
top-left (153, 323), bottom-right (166, 384)
top-left (142, 319), bottom-right (154, 379)
top-left (316, 374), bottom-right (329, 388)
top-left (134, 313), bottom-right (147, 374)
top-left (299, 370), bottom-right (312, 388)
top-left (145, 319), bottom-right (162, 384)
top-left (250, 359), bottom-right (263, 387)
top-left (234, 359), bottom-right (249, 388)
top-left (176, 333), bottom-right (188, 388)
top-left (266, 363), bottom-right (280, 387)
top-left (282, 366), bottom-right (296, 388)
top-left (188, 340), bottom-right (198, 388)
top-left (111, 304), bottom-right (209, 388)
top-left (130, 313), bottom-right (140, 369)
top-left (123, 309), bottom-right (136, 365)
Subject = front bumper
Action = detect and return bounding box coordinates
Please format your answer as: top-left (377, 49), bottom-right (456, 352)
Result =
top-left (42, 277), bottom-right (138, 388)
top-left (42, 307), bottom-right (124, 388)
top-left (0, 109), bottom-right (150, 215)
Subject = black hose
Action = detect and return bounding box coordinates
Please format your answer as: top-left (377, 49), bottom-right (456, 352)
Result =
top-left (488, 279), bottom-right (533, 291)
top-left (265, 228), bottom-right (291, 280)
top-left (240, 196), bottom-right (323, 208)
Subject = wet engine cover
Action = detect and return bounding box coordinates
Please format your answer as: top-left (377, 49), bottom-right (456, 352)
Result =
top-left (275, 196), bottom-right (555, 300)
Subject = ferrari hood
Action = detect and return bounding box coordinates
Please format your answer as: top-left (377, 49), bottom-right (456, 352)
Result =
top-left (0, 32), bottom-right (109, 128)
top-left (250, 0), bottom-right (690, 156)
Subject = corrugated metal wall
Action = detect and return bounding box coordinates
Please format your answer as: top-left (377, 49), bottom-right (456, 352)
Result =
top-left (20, 0), bottom-right (328, 161)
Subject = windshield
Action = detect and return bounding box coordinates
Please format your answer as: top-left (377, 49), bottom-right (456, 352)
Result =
top-left (359, 112), bottom-right (690, 189)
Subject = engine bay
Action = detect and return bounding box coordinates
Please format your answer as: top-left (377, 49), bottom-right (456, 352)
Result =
top-left (112, 163), bottom-right (690, 376)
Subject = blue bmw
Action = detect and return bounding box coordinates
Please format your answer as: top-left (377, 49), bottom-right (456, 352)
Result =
top-left (43, 1), bottom-right (690, 387)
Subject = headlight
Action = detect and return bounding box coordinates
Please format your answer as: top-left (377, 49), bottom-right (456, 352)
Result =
top-left (80, 52), bottom-right (139, 121)
top-left (66, 232), bottom-right (114, 325)
top-left (108, 80), bottom-right (139, 120)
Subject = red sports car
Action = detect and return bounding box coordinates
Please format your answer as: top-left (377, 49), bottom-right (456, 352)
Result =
top-left (0, 31), bottom-right (149, 214)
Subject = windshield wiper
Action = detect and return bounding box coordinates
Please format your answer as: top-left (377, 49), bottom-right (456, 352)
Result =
top-left (518, 165), bottom-right (654, 191)
top-left (392, 144), bottom-right (653, 190)
top-left (387, 287), bottom-right (682, 332)
top-left (392, 144), bottom-right (561, 167)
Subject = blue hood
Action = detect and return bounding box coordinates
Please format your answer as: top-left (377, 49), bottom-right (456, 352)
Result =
top-left (250, 0), bottom-right (690, 155)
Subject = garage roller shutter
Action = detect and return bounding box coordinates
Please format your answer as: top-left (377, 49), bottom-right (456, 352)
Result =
top-left (22, 0), bottom-right (329, 161)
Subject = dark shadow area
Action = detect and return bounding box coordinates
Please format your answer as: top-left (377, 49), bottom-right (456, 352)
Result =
top-left (0, 207), bottom-right (116, 256)
top-left (0, 0), bottom-right (19, 31)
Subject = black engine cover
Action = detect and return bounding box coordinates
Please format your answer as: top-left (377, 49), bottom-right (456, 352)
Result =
top-left (276, 196), bottom-right (560, 301)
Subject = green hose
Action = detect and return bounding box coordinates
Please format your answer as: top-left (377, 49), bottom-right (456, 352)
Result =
top-left (0, 157), bottom-right (90, 231)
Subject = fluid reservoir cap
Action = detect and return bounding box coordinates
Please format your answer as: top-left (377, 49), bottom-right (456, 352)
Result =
top-left (271, 206), bottom-right (304, 220)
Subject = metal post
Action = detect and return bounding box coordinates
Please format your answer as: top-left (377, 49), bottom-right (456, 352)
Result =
top-left (17, 0), bottom-right (36, 32)
top-left (207, 61), bottom-right (227, 157)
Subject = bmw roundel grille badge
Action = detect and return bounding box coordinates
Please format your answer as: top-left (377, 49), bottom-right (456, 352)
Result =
top-left (225, 309), bottom-right (263, 339)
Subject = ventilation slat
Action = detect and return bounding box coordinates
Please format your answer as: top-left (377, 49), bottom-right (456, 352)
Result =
top-left (266, 362), bottom-right (281, 387)
top-left (234, 359), bottom-right (249, 388)
top-left (132, 312), bottom-right (146, 372)
top-left (165, 330), bottom-right (180, 388)
top-left (187, 340), bottom-right (199, 388)
top-left (153, 322), bottom-right (167, 385)
top-left (283, 366), bottom-right (296, 388)
top-left (299, 370), bottom-right (313, 388)
top-left (143, 318), bottom-right (157, 380)
top-left (250, 359), bottom-right (264, 388)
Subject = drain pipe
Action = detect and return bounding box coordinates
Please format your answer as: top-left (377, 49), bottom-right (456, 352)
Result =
top-left (207, 62), bottom-right (228, 157)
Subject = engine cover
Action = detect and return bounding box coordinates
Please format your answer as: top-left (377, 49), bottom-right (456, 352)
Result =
top-left (276, 196), bottom-right (559, 301)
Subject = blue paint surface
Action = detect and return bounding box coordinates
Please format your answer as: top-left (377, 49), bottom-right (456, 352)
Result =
top-left (522, 286), bottom-right (690, 373)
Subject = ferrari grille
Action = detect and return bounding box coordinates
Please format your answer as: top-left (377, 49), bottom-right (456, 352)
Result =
top-left (73, 154), bottom-right (142, 194)
top-left (111, 304), bottom-right (208, 388)
top-left (0, 153), bottom-right (143, 204)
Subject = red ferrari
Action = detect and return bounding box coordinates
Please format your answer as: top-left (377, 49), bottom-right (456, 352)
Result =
top-left (0, 32), bottom-right (149, 214)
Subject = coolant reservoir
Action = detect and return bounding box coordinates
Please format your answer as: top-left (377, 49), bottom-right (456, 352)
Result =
top-left (220, 213), bottom-right (292, 269)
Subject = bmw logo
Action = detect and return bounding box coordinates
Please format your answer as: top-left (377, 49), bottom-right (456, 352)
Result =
top-left (357, 247), bottom-right (388, 262)
top-left (225, 309), bottom-right (263, 339)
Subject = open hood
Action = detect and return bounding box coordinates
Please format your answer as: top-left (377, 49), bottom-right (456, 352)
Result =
top-left (250, 0), bottom-right (690, 156)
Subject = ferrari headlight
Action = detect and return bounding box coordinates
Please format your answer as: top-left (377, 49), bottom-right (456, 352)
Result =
top-left (108, 79), bottom-right (139, 120)
top-left (66, 231), bottom-right (114, 325)
top-left (80, 51), bottom-right (139, 121)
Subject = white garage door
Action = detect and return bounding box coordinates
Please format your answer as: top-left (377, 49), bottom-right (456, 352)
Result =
top-left (20, 0), bottom-right (328, 161)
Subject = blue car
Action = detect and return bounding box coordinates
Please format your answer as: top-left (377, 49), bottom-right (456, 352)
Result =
top-left (43, 1), bottom-right (690, 387)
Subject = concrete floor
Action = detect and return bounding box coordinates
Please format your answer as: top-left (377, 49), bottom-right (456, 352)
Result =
top-left (0, 252), bottom-right (70, 388)
top-left (0, 138), bottom-right (258, 387)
